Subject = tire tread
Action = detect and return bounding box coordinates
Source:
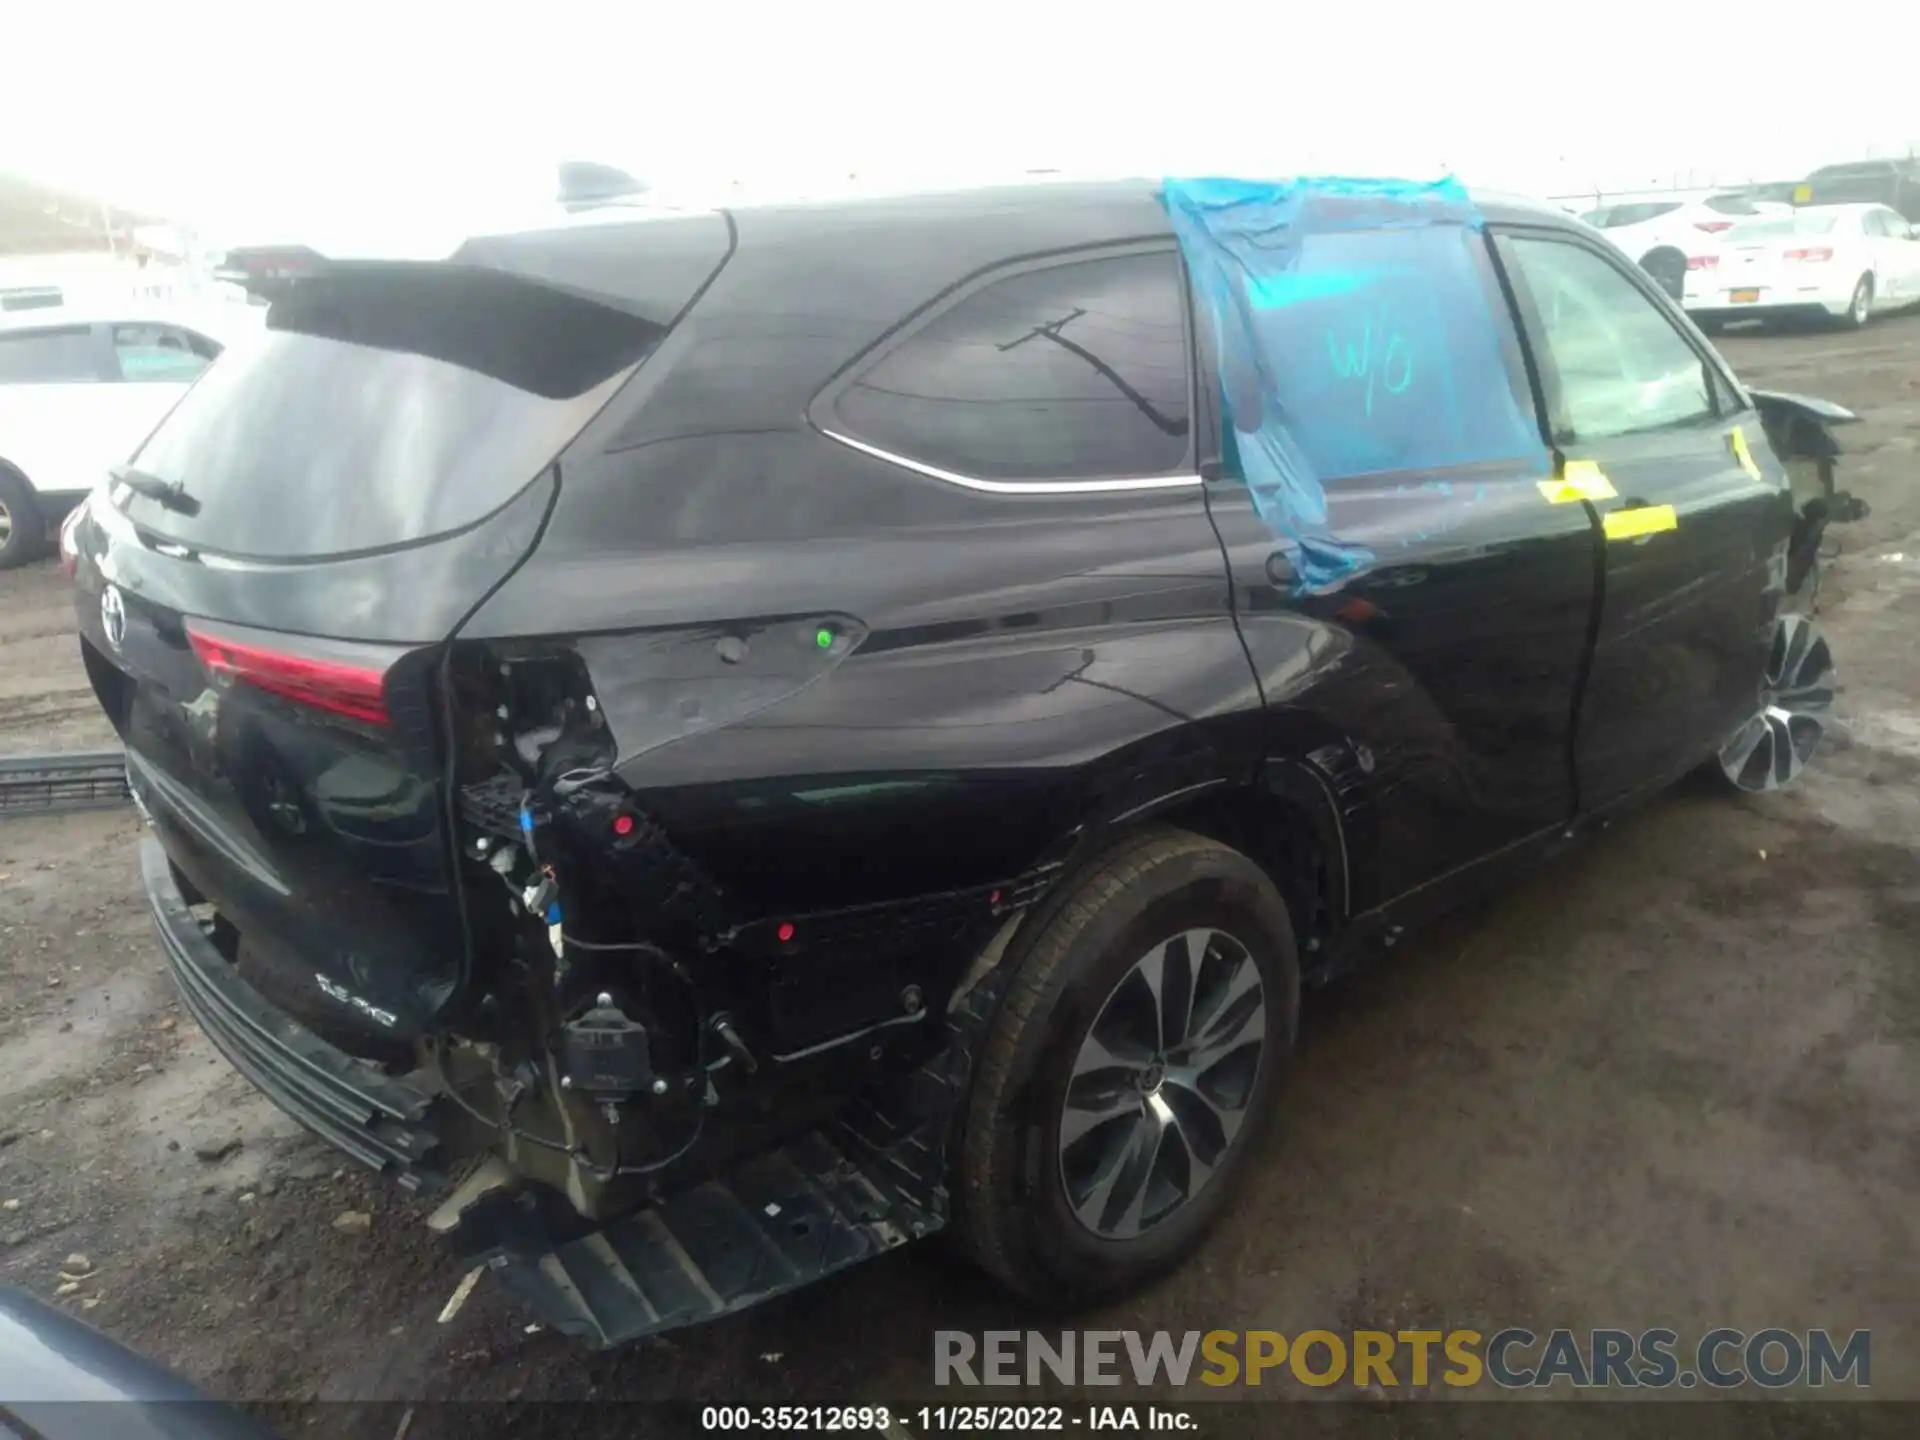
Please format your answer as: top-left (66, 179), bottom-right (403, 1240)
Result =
top-left (954, 827), bottom-right (1249, 1300)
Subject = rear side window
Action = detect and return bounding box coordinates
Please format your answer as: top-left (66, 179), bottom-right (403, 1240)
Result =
top-left (1500, 236), bottom-right (1717, 444)
top-left (1, 286), bottom-right (63, 312)
top-left (827, 250), bottom-right (1192, 484)
top-left (0, 326), bottom-right (99, 382)
top-left (113, 323), bottom-right (217, 382)
top-left (119, 265), bottom-right (663, 559)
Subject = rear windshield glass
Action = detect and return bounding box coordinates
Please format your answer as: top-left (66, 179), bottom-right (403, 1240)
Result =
top-left (1725, 213), bottom-right (1842, 242)
top-left (118, 265), bottom-right (661, 559)
top-left (1588, 203), bottom-right (1681, 228)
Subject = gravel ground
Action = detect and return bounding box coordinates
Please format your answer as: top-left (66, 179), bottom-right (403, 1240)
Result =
top-left (3, 315), bottom-right (1919, 1438)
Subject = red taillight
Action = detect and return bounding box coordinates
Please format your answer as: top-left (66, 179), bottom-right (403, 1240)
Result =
top-left (1695, 220), bottom-right (1735, 233)
top-left (187, 625), bottom-right (392, 726)
top-left (1687, 255), bottom-right (1719, 270)
top-left (1785, 246), bottom-right (1833, 262)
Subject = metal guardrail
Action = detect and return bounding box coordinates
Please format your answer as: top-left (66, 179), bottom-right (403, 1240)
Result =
top-left (0, 750), bottom-right (130, 817)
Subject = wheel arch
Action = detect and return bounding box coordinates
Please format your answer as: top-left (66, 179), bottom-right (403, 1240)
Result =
top-left (1039, 751), bottom-right (1352, 976)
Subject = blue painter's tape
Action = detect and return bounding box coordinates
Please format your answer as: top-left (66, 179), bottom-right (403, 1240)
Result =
top-left (1161, 175), bottom-right (1548, 594)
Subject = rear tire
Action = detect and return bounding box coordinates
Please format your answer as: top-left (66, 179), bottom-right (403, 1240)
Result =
top-left (1640, 248), bottom-right (1687, 301)
top-left (0, 467), bottom-right (46, 570)
top-left (953, 828), bottom-right (1299, 1306)
top-left (1842, 274), bottom-right (1873, 329)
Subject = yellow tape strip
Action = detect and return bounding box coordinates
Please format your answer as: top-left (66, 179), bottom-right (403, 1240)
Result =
top-left (1536, 459), bottom-right (1618, 504)
top-left (1729, 426), bottom-right (1762, 482)
top-left (1603, 504), bottom-right (1679, 541)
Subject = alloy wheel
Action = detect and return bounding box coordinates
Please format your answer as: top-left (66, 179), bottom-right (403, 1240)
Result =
top-left (0, 500), bottom-right (12, 547)
top-left (1851, 278), bottom-right (1872, 326)
top-left (1718, 611), bottom-right (1835, 792)
top-left (1058, 927), bottom-right (1266, 1240)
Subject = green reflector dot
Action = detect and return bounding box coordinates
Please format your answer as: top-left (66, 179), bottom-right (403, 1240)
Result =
top-left (815, 628), bottom-right (834, 649)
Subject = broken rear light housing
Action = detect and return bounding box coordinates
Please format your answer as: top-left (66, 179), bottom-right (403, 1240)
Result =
top-left (187, 623), bottom-right (395, 726)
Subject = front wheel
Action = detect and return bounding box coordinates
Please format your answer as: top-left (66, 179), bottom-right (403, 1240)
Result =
top-left (0, 468), bottom-right (46, 570)
top-left (953, 828), bottom-right (1299, 1305)
top-left (1716, 612), bottom-right (1835, 792)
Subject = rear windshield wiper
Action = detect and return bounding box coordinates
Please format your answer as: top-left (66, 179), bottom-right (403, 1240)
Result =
top-left (111, 464), bottom-right (201, 517)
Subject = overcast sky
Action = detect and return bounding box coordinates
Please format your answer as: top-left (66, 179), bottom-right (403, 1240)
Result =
top-left (4, 0), bottom-right (1913, 250)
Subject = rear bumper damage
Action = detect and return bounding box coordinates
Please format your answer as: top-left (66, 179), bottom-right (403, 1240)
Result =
top-left (428, 978), bottom-right (1000, 1346)
top-left (143, 837), bottom-right (450, 1189)
top-left (144, 831), bottom-right (1008, 1345)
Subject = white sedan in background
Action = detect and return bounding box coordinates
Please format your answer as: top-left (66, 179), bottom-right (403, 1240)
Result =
top-left (1580, 194), bottom-right (1791, 299)
top-left (1683, 204), bottom-right (1920, 330)
top-left (0, 303), bottom-right (264, 568)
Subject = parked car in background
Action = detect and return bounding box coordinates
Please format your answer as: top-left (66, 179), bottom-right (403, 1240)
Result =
top-left (71, 175), bottom-right (1862, 1347)
top-left (1581, 194), bottom-right (1790, 298)
top-left (1795, 159), bottom-right (1920, 224)
top-left (1684, 203), bottom-right (1920, 330)
top-left (0, 304), bottom-right (261, 568)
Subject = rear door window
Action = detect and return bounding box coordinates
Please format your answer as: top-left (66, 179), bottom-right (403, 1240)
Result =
top-left (112, 323), bottom-right (218, 382)
top-left (0, 325), bottom-right (101, 383)
top-left (824, 249), bottom-right (1192, 485)
top-left (1499, 235), bottom-right (1722, 444)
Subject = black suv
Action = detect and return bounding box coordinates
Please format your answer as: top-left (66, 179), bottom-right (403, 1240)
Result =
top-left (72, 177), bottom-right (1860, 1346)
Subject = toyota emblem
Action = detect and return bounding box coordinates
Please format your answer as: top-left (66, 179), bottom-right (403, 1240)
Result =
top-left (100, 583), bottom-right (127, 651)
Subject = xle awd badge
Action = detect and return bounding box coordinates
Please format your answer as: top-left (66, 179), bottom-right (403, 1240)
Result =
top-left (100, 583), bottom-right (127, 651)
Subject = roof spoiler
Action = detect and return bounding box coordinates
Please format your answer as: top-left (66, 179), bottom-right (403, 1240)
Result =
top-left (266, 260), bottom-right (665, 399)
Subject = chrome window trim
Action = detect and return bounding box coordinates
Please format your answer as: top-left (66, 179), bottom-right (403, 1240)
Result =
top-left (817, 427), bottom-right (1203, 497)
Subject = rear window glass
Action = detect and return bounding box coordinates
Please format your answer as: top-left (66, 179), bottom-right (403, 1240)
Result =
top-left (1589, 203), bottom-right (1681, 228)
top-left (0, 326), bottom-right (98, 382)
top-left (828, 250), bottom-right (1192, 483)
top-left (118, 266), bottom-right (661, 559)
top-left (1726, 212), bottom-right (1842, 242)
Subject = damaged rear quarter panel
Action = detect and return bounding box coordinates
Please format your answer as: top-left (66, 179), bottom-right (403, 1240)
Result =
top-left (449, 189), bottom-right (1303, 1066)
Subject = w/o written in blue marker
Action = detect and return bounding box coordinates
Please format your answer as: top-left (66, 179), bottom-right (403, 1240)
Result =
top-left (1326, 315), bottom-right (1413, 416)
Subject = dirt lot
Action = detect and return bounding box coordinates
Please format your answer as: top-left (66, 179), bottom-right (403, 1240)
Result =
top-left (4, 316), bottom-right (1919, 1437)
